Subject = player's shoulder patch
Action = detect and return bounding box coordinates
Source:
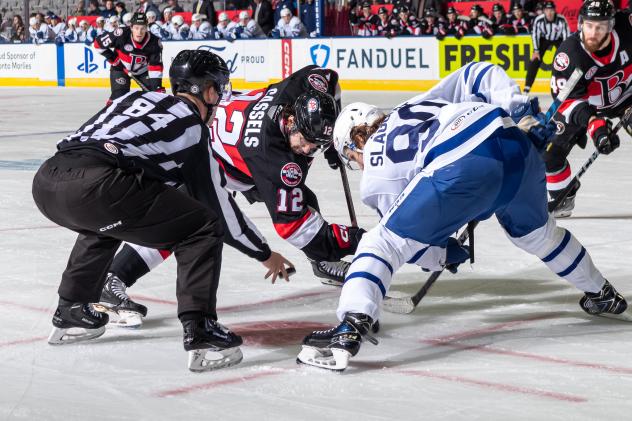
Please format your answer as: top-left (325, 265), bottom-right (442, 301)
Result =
top-left (123, 43), bottom-right (133, 52)
top-left (553, 52), bottom-right (570, 71)
top-left (307, 73), bottom-right (329, 93)
top-left (114, 28), bottom-right (123, 37)
top-left (280, 162), bottom-right (303, 187)
top-left (585, 65), bottom-right (598, 79)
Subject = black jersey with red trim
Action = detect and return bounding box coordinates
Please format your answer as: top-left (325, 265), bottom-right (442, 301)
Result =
top-left (94, 27), bottom-right (163, 90)
top-left (210, 65), bottom-right (361, 262)
top-left (551, 11), bottom-right (632, 127)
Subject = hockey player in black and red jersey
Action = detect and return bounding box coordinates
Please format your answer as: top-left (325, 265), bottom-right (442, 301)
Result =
top-left (444, 7), bottom-right (466, 39)
top-left (94, 12), bottom-right (164, 105)
top-left (395, 6), bottom-right (421, 36)
top-left (99, 65), bottom-right (368, 327)
top-left (546, 0), bottom-right (628, 217)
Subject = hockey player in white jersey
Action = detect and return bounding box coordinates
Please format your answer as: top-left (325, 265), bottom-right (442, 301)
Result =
top-left (297, 62), bottom-right (631, 371)
top-left (190, 13), bottom-right (214, 39)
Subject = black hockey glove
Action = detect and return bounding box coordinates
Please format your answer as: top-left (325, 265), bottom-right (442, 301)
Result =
top-left (444, 237), bottom-right (470, 274)
top-left (588, 118), bottom-right (620, 155)
top-left (324, 145), bottom-right (342, 170)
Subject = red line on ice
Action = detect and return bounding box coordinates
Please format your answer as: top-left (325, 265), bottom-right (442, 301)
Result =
top-left (0, 299), bottom-right (50, 313)
top-left (155, 370), bottom-right (283, 397)
top-left (398, 369), bottom-right (587, 403)
top-left (0, 225), bottom-right (60, 232)
top-left (0, 336), bottom-right (48, 348)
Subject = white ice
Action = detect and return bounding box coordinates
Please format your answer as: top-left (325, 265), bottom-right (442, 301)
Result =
top-left (1, 88), bottom-right (631, 421)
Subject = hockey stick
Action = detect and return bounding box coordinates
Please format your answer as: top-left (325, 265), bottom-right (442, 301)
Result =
top-left (548, 106), bottom-right (632, 212)
top-left (339, 165), bottom-right (358, 227)
top-left (382, 222), bottom-right (477, 314)
top-left (128, 72), bottom-right (151, 91)
top-left (382, 69), bottom-right (585, 315)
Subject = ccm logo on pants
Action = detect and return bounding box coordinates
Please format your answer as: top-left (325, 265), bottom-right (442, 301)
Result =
top-left (99, 220), bottom-right (122, 232)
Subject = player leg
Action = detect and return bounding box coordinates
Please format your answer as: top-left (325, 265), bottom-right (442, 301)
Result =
top-left (543, 121), bottom-right (585, 217)
top-left (108, 68), bottom-right (130, 105)
top-left (496, 138), bottom-right (629, 320)
top-left (298, 142), bottom-right (506, 370)
top-left (524, 49), bottom-right (543, 94)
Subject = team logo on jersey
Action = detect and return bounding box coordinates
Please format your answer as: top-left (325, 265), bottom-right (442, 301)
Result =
top-left (307, 74), bottom-right (329, 93)
top-left (190, 85), bottom-right (200, 94)
top-left (307, 98), bottom-right (319, 112)
top-left (114, 28), bottom-right (123, 36)
top-left (585, 66), bottom-right (598, 79)
top-left (553, 52), bottom-right (570, 71)
top-left (104, 142), bottom-right (119, 154)
top-left (555, 121), bottom-right (565, 135)
top-left (115, 77), bottom-right (127, 84)
top-left (280, 162), bottom-right (302, 187)
top-left (124, 44), bottom-right (133, 52)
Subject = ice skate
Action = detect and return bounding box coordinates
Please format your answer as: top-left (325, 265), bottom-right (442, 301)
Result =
top-left (580, 280), bottom-right (632, 322)
top-left (310, 259), bottom-right (350, 287)
top-left (552, 194), bottom-right (576, 218)
top-left (48, 301), bottom-right (109, 345)
top-left (297, 312), bottom-right (378, 372)
top-left (183, 317), bottom-right (243, 372)
top-left (95, 273), bottom-right (147, 329)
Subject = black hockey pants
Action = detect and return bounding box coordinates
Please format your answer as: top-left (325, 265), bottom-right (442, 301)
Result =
top-left (32, 150), bottom-right (224, 318)
top-left (525, 39), bottom-right (561, 91)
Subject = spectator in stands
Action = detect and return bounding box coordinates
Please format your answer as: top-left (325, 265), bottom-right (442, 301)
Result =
top-left (467, 5), bottom-right (494, 38)
top-left (192, 0), bottom-right (218, 26)
top-left (102, 0), bottom-right (117, 18)
top-left (491, 3), bottom-right (514, 34)
top-left (234, 10), bottom-right (266, 38)
top-left (86, 0), bottom-right (103, 16)
top-left (115, 2), bottom-right (128, 19)
top-left (2, 15), bottom-right (23, 43)
top-left (272, 7), bottom-right (307, 38)
top-left (299, 0), bottom-right (317, 36)
top-left (444, 6), bottom-right (466, 39)
top-left (190, 13), bottom-right (214, 39)
top-left (395, 6), bottom-right (420, 36)
top-left (28, 16), bottom-right (54, 43)
top-left (354, 2), bottom-right (377, 36)
top-left (509, 4), bottom-right (530, 33)
top-left (215, 12), bottom-right (236, 39)
top-left (165, 0), bottom-right (184, 13)
top-left (252, 0), bottom-right (275, 36)
top-left (71, 2), bottom-right (86, 16)
top-left (138, 0), bottom-right (161, 17)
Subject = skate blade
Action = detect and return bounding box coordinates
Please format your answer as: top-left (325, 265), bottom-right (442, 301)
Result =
top-left (319, 279), bottom-right (343, 287)
top-left (48, 325), bottom-right (106, 345)
top-left (93, 305), bottom-right (143, 329)
top-left (595, 306), bottom-right (632, 322)
top-left (187, 347), bottom-right (243, 372)
top-left (296, 346), bottom-right (349, 372)
top-left (553, 210), bottom-right (572, 218)
top-left (382, 296), bottom-right (415, 314)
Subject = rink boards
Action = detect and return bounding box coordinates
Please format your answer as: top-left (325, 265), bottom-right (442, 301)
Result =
top-left (0, 35), bottom-right (554, 92)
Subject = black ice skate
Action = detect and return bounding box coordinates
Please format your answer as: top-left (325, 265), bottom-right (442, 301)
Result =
top-left (48, 301), bottom-right (109, 345)
top-left (297, 312), bottom-right (378, 371)
top-left (550, 183), bottom-right (579, 218)
top-left (95, 273), bottom-right (148, 329)
top-left (183, 317), bottom-right (243, 372)
top-left (580, 280), bottom-right (632, 321)
top-left (310, 259), bottom-right (350, 287)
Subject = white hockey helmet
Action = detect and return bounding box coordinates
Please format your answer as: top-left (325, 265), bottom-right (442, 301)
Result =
top-left (218, 12), bottom-right (229, 22)
top-left (109, 15), bottom-right (119, 24)
top-left (239, 11), bottom-right (250, 20)
top-left (333, 102), bottom-right (384, 170)
top-left (171, 14), bottom-right (184, 26)
top-left (146, 10), bottom-right (157, 20)
top-left (68, 17), bottom-right (77, 26)
top-left (122, 12), bottom-right (133, 25)
top-left (192, 13), bottom-right (205, 22)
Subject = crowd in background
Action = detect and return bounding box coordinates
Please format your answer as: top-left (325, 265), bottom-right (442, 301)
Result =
top-left (0, 0), bottom-right (624, 43)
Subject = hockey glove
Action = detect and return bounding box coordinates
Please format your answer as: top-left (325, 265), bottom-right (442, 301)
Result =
top-left (588, 118), bottom-right (620, 155)
top-left (444, 237), bottom-right (470, 274)
top-left (324, 145), bottom-right (342, 170)
top-left (155, 86), bottom-right (166, 93)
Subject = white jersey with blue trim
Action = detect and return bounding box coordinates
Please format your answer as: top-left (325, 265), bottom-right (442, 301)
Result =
top-left (360, 61), bottom-right (528, 217)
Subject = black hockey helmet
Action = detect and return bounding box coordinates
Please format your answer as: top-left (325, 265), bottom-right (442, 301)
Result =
top-left (471, 4), bottom-right (483, 13)
top-left (130, 12), bottom-right (148, 26)
top-left (492, 3), bottom-right (504, 12)
top-left (446, 7), bottom-right (457, 15)
top-left (543, 1), bottom-right (555, 9)
top-left (378, 6), bottom-right (388, 15)
top-left (399, 6), bottom-right (410, 14)
top-left (169, 49), bottom-right (231, 122)
top-left (293, 90), bottom-right (338, 147)
top-left (579, 0), bottom-right (614, 21)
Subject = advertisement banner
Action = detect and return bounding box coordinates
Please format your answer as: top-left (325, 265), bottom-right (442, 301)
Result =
top-left (0, 44), bottom-right (57, 84)
top-left (65, 42), bottom-right (110, 83)
top-left (439, 35), bottom-right (556, 80)
top-left (292, 37), bottom-right (438, 88)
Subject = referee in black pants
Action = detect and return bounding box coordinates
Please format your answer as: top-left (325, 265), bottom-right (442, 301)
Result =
top-left (524, 1), bottom-right (570, 93)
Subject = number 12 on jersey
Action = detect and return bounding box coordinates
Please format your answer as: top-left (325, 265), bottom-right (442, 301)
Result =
top-left (276, 188), bottom-right (303, 213)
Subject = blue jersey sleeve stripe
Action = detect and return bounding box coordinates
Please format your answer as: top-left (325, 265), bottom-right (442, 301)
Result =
top-left (463, 61), bottom-right (478, 85)
top-left (423, 107), bottom-right (508, 167)
top-left (542, 230), bottom-right (571, 262)
top-left (345, 272), bottom-right (387, 297)
top-left (557, 247), bottom-right (586, 277)
top-left (352, 253), bottom-right (394, 275)
top-left (472, 63), bottom-right (494, 95)
top-left (407, 246), bottom-right (429, 264)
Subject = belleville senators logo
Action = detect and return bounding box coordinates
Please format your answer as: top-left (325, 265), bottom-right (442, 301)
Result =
top-left (553, 52), bottom-right (569, 72)
top-left (280, 162), bottom-right (302, 187)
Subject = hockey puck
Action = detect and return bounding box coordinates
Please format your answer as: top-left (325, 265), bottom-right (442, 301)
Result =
top-left (279, 267), bottom-right (296, 279)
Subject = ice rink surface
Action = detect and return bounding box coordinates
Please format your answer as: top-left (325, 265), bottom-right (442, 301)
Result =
top-left (1, 87), bottom-right (632, 421)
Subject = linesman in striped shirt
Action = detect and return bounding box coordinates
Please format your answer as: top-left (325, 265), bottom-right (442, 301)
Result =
top-left (524, 1), bottom-right (570, 93)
